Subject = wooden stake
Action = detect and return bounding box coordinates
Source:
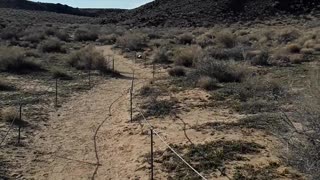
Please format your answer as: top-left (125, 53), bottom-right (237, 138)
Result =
top-left (55, 78), bottom-right (58, 107)
top-left (18, 104), bottom-right (22, 144)
top-left (150, 129), bottom-right (154, 180)
top-left (130, 71), bottom-right (135, 122)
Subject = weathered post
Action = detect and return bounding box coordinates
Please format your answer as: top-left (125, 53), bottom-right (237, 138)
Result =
top-left (150, 129), bottom-right (154, 180)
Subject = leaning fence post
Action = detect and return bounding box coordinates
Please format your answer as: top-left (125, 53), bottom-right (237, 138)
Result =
top-left (130, 71), bottom-right (135, 122)
top-left (18, 103), bottom-right (22, 144)
top-left (150, 129), bottom-right (154, 180)
top-left (55, 78), bottom-right (58, 107)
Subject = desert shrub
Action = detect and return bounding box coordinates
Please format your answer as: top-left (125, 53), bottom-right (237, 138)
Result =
top-left (205, 46), bottom-right (249, 61)
top-left (195, 57), bottom-right (248, 83)
top-left (23, 33), bottom-right (45, 43)
top-left (98, 34), bottom-right (117, 45)
top-left (51, 68), bottom-right (72, 80)
top-left (196, 34), bottom-right (214, 48)
top-left (55, 30), bottom-right (69, 41)
top-left (251, 51), bottom-right (270, 66)
top-left (116, 32), bottom-right (147, 51)
top-left (197, 76), bottom-right (219, 91)
top-left (0, 26), bottom-right (20, 40)
top-left (234, 99), bottom-right (278, 114)
top-left (174, 46), bottom-right (202, 67)
top-left (300, 48), bottom-right (315, 55)
top-left (286, 44), bottom-right (301, 53)
top-left (303, 40), bottom-right (316, 48)
top-left (39, 38), bottom-right (66, 53)
top-left (277, 29), bottom-right (300, 44)
top-left (140, 98), bottom-right (176, 118)
top-left (0, 80), bottom-right (15, 91)
top-left (153, 48), bottom-right (172, 64)
top-left (139, 85), bottom-right (159, 97)
top-left (314, 44), bottom-right (320, 51)
top-left (168, 67), bottom-right (186, 77)
top-left (44, 27), bottom-right (57, 36)
top-left (0, 46), bottom-right (42, 73)
top-left (1, 107), bottom-right (18, 123)
top-left (216, 30), bottom-right (236, 48)
top-left (177, 33), bottom-right (194, 45)
top-left (74, 28), bottom-right (98, 41)
top-left (68, 46), bottom-right (111, 74)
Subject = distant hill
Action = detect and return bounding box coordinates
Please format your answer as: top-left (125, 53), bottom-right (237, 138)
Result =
top-left (0, 0), bottom-right (94, 16)
top-left (117, 0), bottom-right (320, 27)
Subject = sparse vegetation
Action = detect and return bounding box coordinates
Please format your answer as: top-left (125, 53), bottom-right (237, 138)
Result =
top-left (168, 66), bottom-right (186, 77)
top-left (197, 76), bottom-right (218, 90)
top-left (116, 32), bottom-right (147, 51)
top-left (39, 38), bottom-right (66, 53)
top-left (174, 46), bottom-right (202, 67)
top-left (74, 28), bottom-right (98, 41)
top-left (0, 80), bottom-right (15, 91)
top-left (216, 30), bottom-right (236, 48)
top-left (51, 68), bottom-right (72, 80)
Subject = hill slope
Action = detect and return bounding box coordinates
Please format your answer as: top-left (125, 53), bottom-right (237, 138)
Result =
top-left (118, 0), bottom-right (320, 26)
top-left (0, 0), bottom-right (93, 16)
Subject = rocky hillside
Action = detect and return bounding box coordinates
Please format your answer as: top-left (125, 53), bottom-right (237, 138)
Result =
top-left (117, 0), bottom-right (320, 27)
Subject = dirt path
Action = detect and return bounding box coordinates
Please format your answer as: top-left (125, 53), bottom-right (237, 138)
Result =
top-left (24, 46), bottom-right (153, 180)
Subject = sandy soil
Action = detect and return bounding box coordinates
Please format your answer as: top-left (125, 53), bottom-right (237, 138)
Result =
top-left (14, 46), bottom-right (300, 180)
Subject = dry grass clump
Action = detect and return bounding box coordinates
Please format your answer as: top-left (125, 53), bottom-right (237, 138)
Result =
top-left (116, 32), bottom-right (148, 51)
top-left (74, 28), bottom-right (98, 41)
top-left (174, 46), bottom-right (202, 67)
top-left (23, 33), bottom-right (45, 43)
top-left (300, 48), bottom-right (315, 55)
top-left (51, 68), bottom-right (72, 80)
top-left (196, 34), bottom-right (214, 48)
top-left (177, 33), bottom-right (194, 45)
top-left (286, 43), bottom-right (301, 53)
top-left (68, 46), bottom-right (111, 74)
top-left (303, 40), bottom-right (316, 48)
top-left (168, 66), bottom-right (186, 77)
top-left (216, 30), bottom-right (236, 48)
top-left (39, 38), bottom-right (66, 53)
top-left (0, 80), bottom-right (15, 91)
top-left (1, 107), bottom-right (18, 123)
top-left (55, 30), bottom-right (69, 41)
top-left (153, 48), bottom-right (172, 64)
top-left (314, 44), bottom-right (320, 51)
top-left (0, 46), bottom-right (42, 73)
top-left (251, 51), bottom-right (270, 66)
top-left (197, 76), bottom-right (218, 91)
top-left (0, 26), bottom-right (20, 40)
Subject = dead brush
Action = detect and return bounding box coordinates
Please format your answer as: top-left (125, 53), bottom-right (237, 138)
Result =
top-left (0, 80), bottom-right (15, 91)
top-left (216, 30), bottom-right (237, 48)
top-left (1, 107), bottom-right (18, 123)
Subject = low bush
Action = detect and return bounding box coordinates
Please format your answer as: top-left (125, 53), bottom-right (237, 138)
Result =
top-left (153, 48), bottom-right (172, 64)
top-left (197, 76), bottom-right (219, 91)
top-left (196, 34), bottom-right (214, 48)
top-left (177, 33), bottom-right (194, 45)
top-left (0, 46), bottom-right (42, 73)
top-left (140, 98), bottom-right (176, 118)
top-left (116, 32), bottom-right (147, 51)
top-left (23, 33), bottom-right (45, 43)
top-left (174, 46), bottom-right (202, 67)
top-left (74, 28), bottom-right (98, 41)
top-left (0, 107), bottom-right (18, 123)
top-left (195, 57), bottom-right (248, 83)
top-left (98, 34), bottom-right (117, 45)
top-left (277, 29), bottom-right (300, 44)
top-left (168, 66), bottom-right (186, 77)
top-left (300, 48), bottom-right (315, 55)
top-left (39, 38), bottom-right (66, 53)
top-left (286, 44), bottom-right (301, 53)
top-left (216, 30), bottom-right (236, 48)
top-left (55, 30), bottom-right (69, 41)
top-left (68, 46), bottom-right (112, 74)
top-left (251, 51), bottom-right (270, 66)
top-left (0, 80), bottom-right (15, 91)
top-left (0, 26), bottom-right (20, 40)
top-left (51, 68), bottom-right (72, 80)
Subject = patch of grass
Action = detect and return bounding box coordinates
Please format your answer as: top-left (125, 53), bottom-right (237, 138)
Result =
top-left (286, 43), bottom-right (301, 53)
top-left (39, 38), bottom-right (66, 53)
top-left (0, 107), bottom-right (18, 123)
top-left (277, 29), bottom-right (300, 44)
top-left (168, 67), bottom-right (186, 77)
top-left (0, 46), bottom-right (43, 74)
top-left (157, 140), bottom-right (264, 179)
top-left (233, 163), bottom-right (284, 180)
top-left (251, 51), bottom-right (270, 66)
top-left (234, 99), bottom-right (278, 114)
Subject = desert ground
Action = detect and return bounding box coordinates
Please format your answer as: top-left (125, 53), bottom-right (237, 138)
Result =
top-left (0, 1), bottom-right (320, 179)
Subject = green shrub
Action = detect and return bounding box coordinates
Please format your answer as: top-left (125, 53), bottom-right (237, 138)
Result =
top-left (39, 38), bottom-right (66, 53)
top-left (74, 29), bottom-right (98, 41)
top-left (116, 33), bottom-right (147, 51)
top-left (168, 66), bottom-right (186, 77)
top-left (0, 46), bottom-right (42, 73)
